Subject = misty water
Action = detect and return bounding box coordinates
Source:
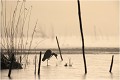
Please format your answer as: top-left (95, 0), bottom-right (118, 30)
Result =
top-left (1, 50), bottom-right (120, 80)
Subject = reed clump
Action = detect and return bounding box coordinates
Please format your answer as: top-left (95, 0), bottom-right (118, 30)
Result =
top-left (1, 0), bottom-right (38, 70)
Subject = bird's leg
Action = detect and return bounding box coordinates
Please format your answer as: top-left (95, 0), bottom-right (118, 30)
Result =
top-left (47, 60), bottom-right (48, 66)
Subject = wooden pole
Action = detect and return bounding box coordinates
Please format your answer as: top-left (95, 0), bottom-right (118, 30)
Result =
top-left (34, 55), bottom-right (37, 75)
top-left (38, 51), bottom-right (42, 75)
top-left (8, 54), bottom-right (14, 77)
top-left (109, 55), bottom-right (114, 73)
top-left (77, 0), bottom-right (87, 74)
top-left (20, 56), bottom-right (22, 63)
top-left (56, 36), bottom-right (63, 61)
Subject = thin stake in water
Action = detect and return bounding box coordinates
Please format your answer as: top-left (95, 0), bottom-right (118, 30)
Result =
top-left (56, 36), bottom-right (63, 61)
top-left (34, 55), bottom-right (37, 75)
top-left (8, 54), bottom-right (14, 77)
top-left (77, 0), bottom-right (87, 74)
top-left (109, 55), bottom-right (114, 73)
top-left (38, 52), bottom-right (42, 75)
top-left (20, 56), bottom-right (22, 63)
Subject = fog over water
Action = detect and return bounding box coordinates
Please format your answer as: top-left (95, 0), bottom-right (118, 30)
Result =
top-left (0, 1), bottom-right (119, 80)
top-left (0, 0), bottom-right (119, 49)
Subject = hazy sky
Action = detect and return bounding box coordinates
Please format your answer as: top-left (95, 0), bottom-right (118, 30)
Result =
top-left (1, 0), bottom-right (119, 48)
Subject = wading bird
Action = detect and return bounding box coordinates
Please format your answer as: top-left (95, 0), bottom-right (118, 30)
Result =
top-left (42, 49), bottom-right (57, 66)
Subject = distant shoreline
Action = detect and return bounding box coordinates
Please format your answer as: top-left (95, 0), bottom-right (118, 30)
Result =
top-left (1, 47), bottom-right (119, 54)
top-left (1, 47), bottom-right (119, 51)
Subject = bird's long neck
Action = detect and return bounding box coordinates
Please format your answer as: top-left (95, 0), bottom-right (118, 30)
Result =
top-left (52, 53), bottom-right (57, 59)
top-left (52, 53), bottom-right (57, 57)
top-left (50, 53), bottom-right (54, 57)
top-left (51, 53), bottom-right (55, 56)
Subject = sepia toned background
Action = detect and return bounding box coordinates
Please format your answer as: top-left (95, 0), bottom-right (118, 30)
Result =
top-left (0, 0), bottom-right (119, 80)
top-left (0, 0), bottom-right (119, 49)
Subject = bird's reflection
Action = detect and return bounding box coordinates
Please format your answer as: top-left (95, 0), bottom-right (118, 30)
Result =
top-left (34, 74), bottom-right (36, 80)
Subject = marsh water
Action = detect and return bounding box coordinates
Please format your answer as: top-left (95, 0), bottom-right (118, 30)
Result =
top-left (0, 49), bottom-right (120, 80)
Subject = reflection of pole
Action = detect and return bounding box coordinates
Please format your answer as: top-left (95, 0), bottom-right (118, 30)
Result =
top-left (109, 55), bottom-right (114, 73)
top-left (56, 36), bottom-right (63, 61)
top-left (77, 0), bottom-right (87, 74)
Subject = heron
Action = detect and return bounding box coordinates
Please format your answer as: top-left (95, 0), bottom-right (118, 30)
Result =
top-left (42, 49), bottom-right (57, 66)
